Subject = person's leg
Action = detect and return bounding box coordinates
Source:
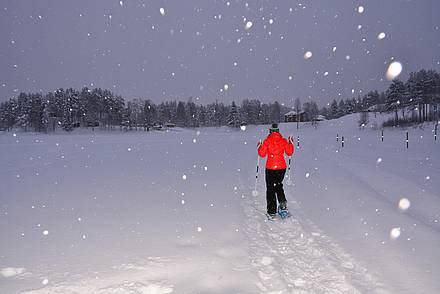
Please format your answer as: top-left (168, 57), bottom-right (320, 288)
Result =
top-left (274, 169), bottom-right (287, 205)
top-left (265, 169), bottom-right (277, 215)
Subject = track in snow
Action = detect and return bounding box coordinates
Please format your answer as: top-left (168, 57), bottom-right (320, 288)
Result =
top-left (241, 186), bottom-right (388, 294)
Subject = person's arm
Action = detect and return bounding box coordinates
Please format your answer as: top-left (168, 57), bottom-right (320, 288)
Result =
top-left (285, 136), bottom-right (294, 156)
top-left (258, 139), bottom-right (268, 157)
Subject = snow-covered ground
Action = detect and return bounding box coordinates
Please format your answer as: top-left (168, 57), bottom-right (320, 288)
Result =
top-left (1, 113), bottom-right (439, 293)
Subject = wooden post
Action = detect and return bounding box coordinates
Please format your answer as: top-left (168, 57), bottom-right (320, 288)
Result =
top-left (336, 133), bottom-right (339, 142)
top-left (381, 129), bottom-right (384, 142)
top-left (342, 136), bottom-right (345, 148)
top-left (406, 131), bottom-right (409, 149)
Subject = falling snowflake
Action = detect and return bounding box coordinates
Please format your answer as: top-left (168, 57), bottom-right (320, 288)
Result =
top-left (240, 125), bottom-right (246, 131)
top-left (357, 6), bottom-right (365, 14)
top-left (182, 174), bottom-right (187, 180)
top-left (197, 226), bottom-right (203, 232)
top-left (398, 198), bottom-right (410, 211)
top-left (223, 84), bottom-right (229, 91)
top-left (159, 7), bottom-right (165, 16)
top-left (304, 51), bottom-right (313, 59)
top-left (245, 21), bottom-right (253, 30)
top-left (390, 227), bottom-right (401, 239)
top-left (378, 32), bottom-right (386, 40)
top-left (386, 61), bottom-right (403, 80)
top-left (43, 230), bottom-right (49, 236)
top-left (42, 278), bottom-right (49, 285)
top-left (376, 157), bottom-right (382, 164)
top-left (119, 1), bottom-right (123, 7)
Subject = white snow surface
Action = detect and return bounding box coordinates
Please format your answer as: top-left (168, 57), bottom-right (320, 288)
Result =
top-left (1, 114), bottom-right (439, 293)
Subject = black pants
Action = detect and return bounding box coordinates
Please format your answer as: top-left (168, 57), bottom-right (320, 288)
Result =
top-left (265, 168), bottom-right (287, 215)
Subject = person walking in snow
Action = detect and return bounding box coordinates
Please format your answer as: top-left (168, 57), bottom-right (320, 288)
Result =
top-left (257, 123), bottom-right (294, 219)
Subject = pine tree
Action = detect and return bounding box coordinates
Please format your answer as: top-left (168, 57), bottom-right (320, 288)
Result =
top-left (302, 102), bottom-right (311, 121)
top-left (386, 79), bottom-right (405, 125)
top-left (17, 93), bottom-right (31, 131)
top-left (143, 100), bottom-right (155, 128)
top-left (29, 93), bottom-right (45, 132)
top-left (337, 100), bottom-right (346, 117)
top-left (363, 90), bottom-right (380, 110)
top-left (227, 101), bottom-right (241, 128)
top-left (329, 99), bottom-right (339, 119)
top-left (61, 89), bottom-right (80, 131)
top-left (310, 101), bottom-right (319, 127)
top-left (176, 101), bottom-right (186, 127)
top-left (186, 98), bottom-right (197, 127)
top-left (270, 101), bottom-right (281, 123)
top-left (0, 99), bottom-right (18, 131)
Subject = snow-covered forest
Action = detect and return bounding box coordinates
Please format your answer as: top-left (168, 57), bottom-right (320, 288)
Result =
top-left (1, 69), bottom-right (440, 132)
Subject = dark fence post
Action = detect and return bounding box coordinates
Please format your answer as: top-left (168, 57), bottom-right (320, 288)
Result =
top-left (342, 136), bottom-right (345, 148)
top-left (435, 123), bottom-right (438, 141)
top-left (297, 136), bottom-right (300, 148)
top-left (406, 131), bottom-right (409, 149)
top-left (336, 133), bottom-right (339, 142)
top-left (381, 129), bottom-right (384, 142)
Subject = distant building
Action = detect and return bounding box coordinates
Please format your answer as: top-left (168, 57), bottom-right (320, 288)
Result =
top-left (284, 110), bottom-right (307, 122)
top-left (152, 123), bottom-right (163, 130)
top-left (315, 114), bottom-right (326, 121)
top-left (164, 122), bottom-right (176, 128)
top-left (366, 104), bottom-right (386, 113)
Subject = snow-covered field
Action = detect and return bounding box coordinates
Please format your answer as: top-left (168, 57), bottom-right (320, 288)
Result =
top-left (1, 114), bottom-right (439, 293)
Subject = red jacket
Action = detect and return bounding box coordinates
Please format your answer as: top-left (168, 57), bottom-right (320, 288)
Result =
top-left (258, 132), bottom-right (294, 170)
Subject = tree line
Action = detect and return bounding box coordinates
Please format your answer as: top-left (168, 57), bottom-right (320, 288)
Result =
top-left (1, 69), bottom-right (439, 132)
top-left (303, 69), bottom-right (440, 126)
top-left (0, 87), bottom-right (288, 131)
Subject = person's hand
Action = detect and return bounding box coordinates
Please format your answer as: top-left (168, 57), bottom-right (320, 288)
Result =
top-left (257, 140), bottom-right (262, 148)
top-left (288, 136), bottom-right (294, 145)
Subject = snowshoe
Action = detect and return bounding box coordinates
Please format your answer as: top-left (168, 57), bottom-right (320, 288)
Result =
top-left (266, 213), bottom-right (276, 221)
top-left (278, 202), bottom-right (291, 219)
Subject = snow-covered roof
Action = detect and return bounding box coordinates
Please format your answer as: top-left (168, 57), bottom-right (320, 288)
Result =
top-left (367, 104), bottom-right (386, 111)
top-left (284, 110), bottom-right (305, 116)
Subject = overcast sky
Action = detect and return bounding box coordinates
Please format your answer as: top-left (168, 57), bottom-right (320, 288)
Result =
top-left (1, 0), bottom-right (439, 106)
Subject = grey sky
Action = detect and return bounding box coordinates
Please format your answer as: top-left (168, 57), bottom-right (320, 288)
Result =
top-left (1, 0), bottom-right (439, 106)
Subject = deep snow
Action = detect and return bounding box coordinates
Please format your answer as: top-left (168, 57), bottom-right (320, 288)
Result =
top-left (1, 113), bottom-right (439, 293)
